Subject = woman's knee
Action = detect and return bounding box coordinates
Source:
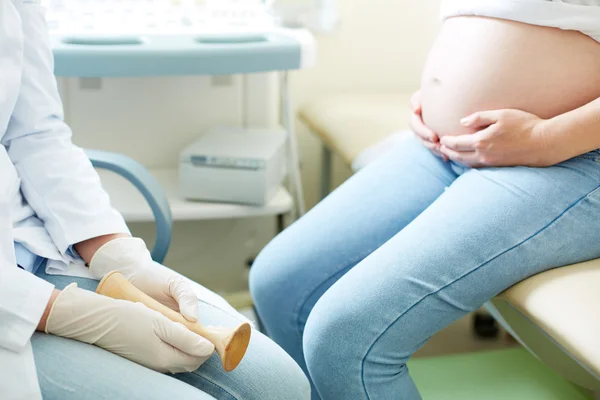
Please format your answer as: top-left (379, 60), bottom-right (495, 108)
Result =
top-left (248, 239), bottom-right (281, 306)
top-left (249, 231), bottom-right (306, 318)
top-left (302, 284), bottom-right (416, 387)
top-left (216, 331), bottom-right (311, 400)
top-left (302, 291), bottom-right (363, 383)
top-left (251, 335), bottom-right (310, 400)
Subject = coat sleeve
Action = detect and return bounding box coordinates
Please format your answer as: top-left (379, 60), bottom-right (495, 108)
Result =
top-left (1, 1), bottom-right (130, 255)
top-left (0, 193), bottom-right (54, 353)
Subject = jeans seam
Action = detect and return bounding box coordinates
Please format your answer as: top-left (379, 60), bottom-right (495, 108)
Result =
top-left (197, 299), bottom-right (247, 324)
top-left (187, 370), bottom-right (238, 400)
top-left (359, 183), bottom-right (600, 399)
top-left (578, 154), bottom-right (599, 161)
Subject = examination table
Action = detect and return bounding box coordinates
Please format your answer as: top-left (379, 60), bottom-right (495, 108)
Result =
top-left (300, 94), bottom-right (600, 399)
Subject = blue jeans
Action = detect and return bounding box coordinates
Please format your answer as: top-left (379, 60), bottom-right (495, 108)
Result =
top-left (32, 268), bottom-right (310, 400)
top-left (249, 137), bottom-right (600, 400)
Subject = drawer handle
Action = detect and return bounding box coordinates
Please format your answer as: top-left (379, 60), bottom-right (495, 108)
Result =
top-left (62, 36), bottom-right (144, 46)
top-left (195, 34), bottom-right (268, 45)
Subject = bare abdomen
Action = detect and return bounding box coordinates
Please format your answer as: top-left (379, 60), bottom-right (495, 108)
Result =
top-left (420, 16), bottom-right (600, 138)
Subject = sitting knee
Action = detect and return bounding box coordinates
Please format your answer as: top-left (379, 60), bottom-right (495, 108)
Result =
top-left (239, 332), bottom-right (311, 400)
top-left (249, 234), bottom-right (302, 316)
top-left (302, 296), bottom-right (358, 380)
top-left (248, 245), bottom-right (278, 307)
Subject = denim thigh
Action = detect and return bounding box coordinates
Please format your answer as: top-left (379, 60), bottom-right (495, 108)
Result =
top-left (250, 136), bottom-right (457, 398)
top-left (303, 152), bottom-right (600, 399)
top-left (251, 136), bottom-right (600, 400)
top-left (34, 269), bottom-right (309, 400)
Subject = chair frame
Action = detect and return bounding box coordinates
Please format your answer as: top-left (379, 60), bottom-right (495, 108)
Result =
top-left (86, 149), bottom-right (172, 264)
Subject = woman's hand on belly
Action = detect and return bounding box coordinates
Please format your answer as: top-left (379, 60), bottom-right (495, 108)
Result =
top-left (410, 90), bottom-right (448, 161)
top-left (439, 109), bottom-right (557, 168)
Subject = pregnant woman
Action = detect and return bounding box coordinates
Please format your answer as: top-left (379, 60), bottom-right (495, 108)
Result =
top-left (251, 1), bottom-right (600, 399)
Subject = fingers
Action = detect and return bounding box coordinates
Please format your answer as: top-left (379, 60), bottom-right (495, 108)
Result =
top-left (419, 136), bottom-right (449, 161)
top-left (439, 133), bottom-right (482, 151)
top-left (155, 317), bottom-right (215, 358)
top-left (408, 95), bottom-right (448, 161)
top-left (439, 146), bottom-right (482, 167)
top-left (461, 110), bottom-right (501, 129)
top-left (410, 90), bottom-right (422, 114)
top-left (409, 90), bottom-right (440, 145)
top-left (164, 347), bottom-right (211, 374)
top-left (411, 112), bottom-right (438, 142)
top-left (421, 139), bottom-right (442, 155)
top-left (168, 277), bottom-right (199, 322)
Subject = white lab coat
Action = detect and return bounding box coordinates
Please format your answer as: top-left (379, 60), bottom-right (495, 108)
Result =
top-left (0, 1), bottom-right (130, 398)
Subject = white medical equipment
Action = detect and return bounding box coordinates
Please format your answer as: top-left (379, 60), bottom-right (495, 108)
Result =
top-left (47, 0), bottom-right (317, 216)
top-left (46, 0), bottom-right (316, 75)
top-left (46, 0), bottom-right (277, 36)
top-left (273, 0), bottom-right (339, 33)
top-left (309, 0), bottom-right (339, 32)
top-left (179, 127), bottom-right (287, 205)
top-left (44, 0), bottom-right (339, 36)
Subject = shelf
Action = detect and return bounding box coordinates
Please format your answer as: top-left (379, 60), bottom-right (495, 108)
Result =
top-left (51, 29), bottom-right (316, 77)
top-left (98, 168), bottom-right (294, 222)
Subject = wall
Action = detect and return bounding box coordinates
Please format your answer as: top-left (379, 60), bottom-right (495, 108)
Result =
top-left (289, 0), bottom-right (442, 207)
top-left (61, 0), bottom-right (442, 296)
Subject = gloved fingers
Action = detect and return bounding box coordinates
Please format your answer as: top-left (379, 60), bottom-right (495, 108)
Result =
top-left (154, 317), bottom-right (215, 358)
top-left (164, 347), bottom-right (212, 374)
top-left (167, 276), bottom-right (200, 322)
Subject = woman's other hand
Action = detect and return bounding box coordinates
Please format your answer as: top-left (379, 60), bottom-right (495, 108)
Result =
top-left (439, 109), bottom-right (554, 168)
top-left (410, 90), bottom-right (448, 161)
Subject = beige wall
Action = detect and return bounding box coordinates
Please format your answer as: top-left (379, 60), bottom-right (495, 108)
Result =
top-left (290, 0), bottom-right (442, 207)
top-left (175, 0), bottom-right (443, 293)
top-left (67, 0), bottom-right (443, 295)
top-left (293, 0), bottom-right (441, 95)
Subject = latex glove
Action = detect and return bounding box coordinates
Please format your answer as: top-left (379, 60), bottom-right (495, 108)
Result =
top-left (89, 237), bottom-right (199, 322)
top-left (46, 283), bottom-right (214, 373)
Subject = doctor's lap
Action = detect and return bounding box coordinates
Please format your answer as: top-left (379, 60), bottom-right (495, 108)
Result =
top-left (250, 137), bottom-right (600, 400)
top-left (32, 268), bottom-right (309, 400)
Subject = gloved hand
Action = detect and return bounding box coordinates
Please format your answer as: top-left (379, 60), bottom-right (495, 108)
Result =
top-left (46, 283), bottom-right (214, 373)
top-left (89, 237), bottom-right (199, 322)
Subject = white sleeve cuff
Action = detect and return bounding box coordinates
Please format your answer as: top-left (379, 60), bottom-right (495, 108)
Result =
top-left (0, 266), bottom-right (54, 352)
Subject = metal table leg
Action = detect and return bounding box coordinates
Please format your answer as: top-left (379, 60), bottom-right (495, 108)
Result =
top-left (280, 71), bottom-right (306, 217)
top-left (321, 145), bottom-right (332, 200)
top-left (277, 213), bottom-right (286, 234)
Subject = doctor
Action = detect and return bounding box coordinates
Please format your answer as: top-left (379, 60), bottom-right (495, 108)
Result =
top-left (0, 0), bottom-right (309, 399)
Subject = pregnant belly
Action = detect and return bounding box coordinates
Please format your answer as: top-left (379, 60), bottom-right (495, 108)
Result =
top-left (421, 17), bottom-right (600, 138)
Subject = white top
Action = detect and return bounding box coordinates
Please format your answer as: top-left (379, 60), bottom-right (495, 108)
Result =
top-left (441, 0), bottom-right (600, 42)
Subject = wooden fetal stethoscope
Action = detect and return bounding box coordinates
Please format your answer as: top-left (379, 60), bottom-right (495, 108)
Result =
top-left (96, 271), bottom-right (251, 372)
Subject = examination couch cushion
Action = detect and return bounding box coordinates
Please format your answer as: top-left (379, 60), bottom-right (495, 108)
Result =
top-left (298, 93), bottom-right (412, 165)
top-left (494, 258), bottom-right (600, 390)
